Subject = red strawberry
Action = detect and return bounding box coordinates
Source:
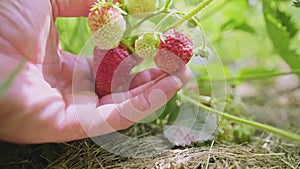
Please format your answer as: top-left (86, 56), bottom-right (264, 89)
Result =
top-left (154, 29), bottom-right (193, 73)
top-left (88, 1), bottom-right (126, 50)
top-left (93, 45), bottom-right (139, 97)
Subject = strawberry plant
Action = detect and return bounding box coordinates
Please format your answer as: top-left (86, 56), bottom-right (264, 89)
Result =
top-left (56, 0), bottom-right (300, 144)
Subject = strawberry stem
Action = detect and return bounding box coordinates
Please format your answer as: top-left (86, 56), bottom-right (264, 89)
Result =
top-left (154, 11), bottom-right (178, 31)
top-left (203, 68), bottom-right (300, 82)
top-left (130, 11), bottom-right (164, 31)
top-left (181, 94), bottom-right (300, 142)
top-left (191, 18), bottom-right (207, 49)
top-left (163, 0), bottom-right (173, 13)
top-left (166, 0), bottom-right (214, 31)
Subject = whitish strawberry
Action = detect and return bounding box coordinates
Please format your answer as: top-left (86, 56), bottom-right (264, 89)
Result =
top-left (154, 29), bottom-right (193, 73)
top-left (88, 1), bottom-right (126, 50)
top-left (126, 0), bottom-right (158, 16)
top-left (93, 45), bottom-right (138, 97)
top-left (135, 32), bottom-right (160, 58)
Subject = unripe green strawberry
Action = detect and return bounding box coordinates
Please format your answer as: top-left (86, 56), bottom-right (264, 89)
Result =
top-left (126, 0), bottom-right (158, 16)
top-left (93, 45), bottom-right (139, 97)
top-left (135, 32), bottom-right (160, 58)
top-left (88, 1), bottom-right (126, 50)
top-left (154, 29), bottom-right (193, 73)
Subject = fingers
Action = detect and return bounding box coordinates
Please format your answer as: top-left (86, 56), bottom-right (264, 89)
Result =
top-left (116, 75), bottom-right (183, 123)
top-left (62, 74), bottom-right (181, 139)
top-left (115, 68), bottom-right (191, 125)
top-left (51, 68), bottom-right (191, 142)
top-left (129, 68), bottom-right (166, 89)
top-left (99, 68), bottom-right (166, 105)
top-left (78, 74), bottom-right (184, 138)
top-left (98, 79), bottom-right (156, 105)
top-left (99, 68), bottom-right (192, 105)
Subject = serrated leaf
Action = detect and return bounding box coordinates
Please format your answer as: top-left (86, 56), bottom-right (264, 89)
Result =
top-left (263, 1), bottom-right (300, 77)
top-left (274, 8), bottom-right (298, 38)
top-left (293, 0), bottom-right (300, 7)
top-left (163, 102), bottom-right (217, 146)
top-left (221, 20), bottom-right (256, 34)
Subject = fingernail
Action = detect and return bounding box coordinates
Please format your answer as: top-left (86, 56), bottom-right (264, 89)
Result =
top-left (172, 76), bottom-right (183, 88)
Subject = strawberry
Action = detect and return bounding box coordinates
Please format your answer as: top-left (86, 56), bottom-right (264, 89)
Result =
top-left (88, 0), bottom-right (127, 50)
top-left (135, 32), bottom-right (160, 58)
top-left (154, 29), bottom-right (193, 73)
top-left (126, 0), bottom-right (158, 16)
top-left (93, 45), bottom-right (138, 97)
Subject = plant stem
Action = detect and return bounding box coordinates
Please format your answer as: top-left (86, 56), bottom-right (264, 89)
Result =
top-left (203, 68), bottom-right (300, 82)
top-left (166, 0), bottom-right (214, 31)
top-left (130, 11), bottom-right (163, 31)
top-left (200, 0), bottom-right (230, 21)
top-left (163, 0), bottom-right (173, 13)
top-left (181, 94), bottom-right (300, 142)
top-left (154, 11), bottom-right (178, 31)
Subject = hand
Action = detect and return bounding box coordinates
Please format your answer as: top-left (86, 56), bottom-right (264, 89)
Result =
top-left (0, 0), bottom-right (191, 144)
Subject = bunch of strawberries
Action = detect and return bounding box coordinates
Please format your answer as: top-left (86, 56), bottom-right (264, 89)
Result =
top-left (88, 0), bottom-right (194, 97)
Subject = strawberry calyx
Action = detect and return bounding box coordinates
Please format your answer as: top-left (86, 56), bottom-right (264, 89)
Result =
top-left (90, 0), bottom-right (127, 15)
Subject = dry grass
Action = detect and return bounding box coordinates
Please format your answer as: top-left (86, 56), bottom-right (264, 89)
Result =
top-left (49, 133), bottom-right (299, 169)
top-left (3, 128), bottom-right (299, 169)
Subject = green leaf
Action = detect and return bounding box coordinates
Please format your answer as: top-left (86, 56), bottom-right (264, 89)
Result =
top-left (158, 94), bottom-right (180, 123)
top-left (163, 102), bottom-right (217, 146)
top-left (292, 0), bottom-right (300, 7)
top-left (56, 17), bottom-right (91, 55)
top-left (221, 20), bottom-right (256, 34)
top-left (216, 97), bottom-right (256, 143)
top-left (263, 1), bottom-right (300, 77)
top-left (274, 7), bottom-right (298, 38)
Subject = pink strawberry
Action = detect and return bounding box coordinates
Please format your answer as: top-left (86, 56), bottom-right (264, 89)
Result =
top-left (154, 29), bottom-right (193, 73)
top-left (93, 45), bottom-right (139, 97)
top-left (88, 1), bottom-right (126, 50)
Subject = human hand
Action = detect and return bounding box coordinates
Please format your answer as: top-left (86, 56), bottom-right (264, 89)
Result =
top-left (0, 0), bottom-right (191, 144)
